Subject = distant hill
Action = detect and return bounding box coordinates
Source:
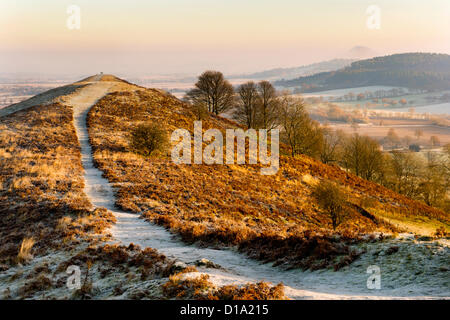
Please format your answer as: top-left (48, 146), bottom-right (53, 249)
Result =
top-left (276, 53), bottom-right (450, 92)
top-left (346, 46), bottom-right (378, 59)
top-left (230, 59), bottom-right (355, 81)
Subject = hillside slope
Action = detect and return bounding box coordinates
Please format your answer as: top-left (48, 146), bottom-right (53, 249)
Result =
top-left (276, 53), bottom-right (450, 91)
top-left (86, 83), bottom-right (448, 262)
top-left (1, 75), bottom-right (448, 299)
top-left (0, 76), bottom-right (197, 300)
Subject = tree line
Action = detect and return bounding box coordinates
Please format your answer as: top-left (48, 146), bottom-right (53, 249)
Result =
top-left (184, 70), bottom-right (450, 212)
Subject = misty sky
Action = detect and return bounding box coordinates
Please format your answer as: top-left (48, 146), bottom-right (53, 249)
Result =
top-left (1, 0), bottom-right (450, 77)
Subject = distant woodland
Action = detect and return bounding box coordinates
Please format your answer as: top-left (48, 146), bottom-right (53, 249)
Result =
top-left (277, 53), bottom-right (450, 92)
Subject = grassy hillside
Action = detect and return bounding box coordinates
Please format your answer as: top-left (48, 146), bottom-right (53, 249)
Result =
top-left (87, 86), bottom-right (448, 269)
top-left (277, 53), bottom-right (450, 91)
top-left (0, 102), bottom-right (114, 265)
top-left (0, 76), bottom-right (448, 299)
top-left (0, 77), bottom-right (288, 299)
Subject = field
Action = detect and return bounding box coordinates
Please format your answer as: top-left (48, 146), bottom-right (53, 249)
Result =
top-left (328, 121), bottom-right (450, 146)
top-left (0, 82), bottom-right (72, 109)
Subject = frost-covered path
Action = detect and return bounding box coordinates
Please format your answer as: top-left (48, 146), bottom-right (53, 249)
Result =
top-left (66, 77), bottom-right (449, 300)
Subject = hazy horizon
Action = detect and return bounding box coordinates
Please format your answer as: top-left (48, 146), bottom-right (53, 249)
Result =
top-left (1, 0), bottom-right (450, 77)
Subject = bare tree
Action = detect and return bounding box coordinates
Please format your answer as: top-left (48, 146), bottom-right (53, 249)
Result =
top-left (388, 151), bottom-right (422, 198)
top-left (320, 127), bottom-right (344, 164)
top-left (420, 152), bottom-right (448, 207)
top-left (184, 70), bottom-right (234, 115)
top-left (279, 94), bottom-right (323, 158)
top-left (429, 135), bottom-right (440, 147)
top-left (341, 134), bottom-right (384, 182)
top-left (256, 81), bottom-right (278, 129)
top-left (233, 81), bottom-right (259, 128)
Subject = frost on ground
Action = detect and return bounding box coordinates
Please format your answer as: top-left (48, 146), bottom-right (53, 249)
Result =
top-left (1, 233), bottom-right (447, 300)
top-left (57, 76), bottom-right (450, 300)
top-left (160, 235), bottom-right (450, 300)
top-left (1, 75), bottom-right (448, 300)
top-left (0, 243), bottom-right (183, 300)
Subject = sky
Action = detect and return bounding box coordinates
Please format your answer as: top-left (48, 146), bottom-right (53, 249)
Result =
top-left (1, 0), bottom-right (449, 77)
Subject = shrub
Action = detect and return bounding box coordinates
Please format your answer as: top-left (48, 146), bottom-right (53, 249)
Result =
top-left (129, 123), bottom-right (168, 157)
top-left (312, 180), bottom-right (347, 230)
top-left (162, 274), bottom-right (212, 299)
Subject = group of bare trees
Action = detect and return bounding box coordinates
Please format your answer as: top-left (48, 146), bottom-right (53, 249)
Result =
top-left (278, 95), bottom-right (323, 157)
top-left (234, 81), bottom-right (279, 130)
top-left (386, 150), bottom-right (449, 210)
top-left (234, 81), bottom-right (324, 157)
top-left (341, 134), bottom-right (384, 182)
top-left (184, 71), bottom-right (234, 115)
top-left (185, 71), bottom-right (324, 157)
top-left (320, 128), bottom-right (450, 211)
top-left (184, 70), bottom-right (450, 212)
top-left (184, 71), bottom-right (278, 128)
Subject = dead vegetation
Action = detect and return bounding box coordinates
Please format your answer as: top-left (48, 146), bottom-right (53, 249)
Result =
top-left (238, 230), bottom-right (365, 271)
top-left (0, 82), bottom-right (275, 301)
top-left (162, 273), bottom-right (287, 300)
top-left (16, 237), bottom-right (36, 264)
top-left (0, 103), bottom-right (115, 265)
top-left (57, 244), bottom-right (176, 286)
top-left (1, 76), bottom-right (447, 300)
top-left (84, 88), bottom-right (449, 269)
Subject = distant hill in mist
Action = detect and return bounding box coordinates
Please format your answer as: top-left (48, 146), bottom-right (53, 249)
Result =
top-left (346, 46), bottom-right (379, 59)
top-left (229, 59), bottom-right (355, 81)
top-left (276, 53), bottom-right (450, 92)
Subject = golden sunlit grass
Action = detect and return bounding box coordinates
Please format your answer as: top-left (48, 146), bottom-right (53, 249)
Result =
top-left (0, 80), bottom-right (293, 300)
top-left (162, 273), bottom-right (287, 300)
top-left (374, 209), bottom-right (449, 237)
top-left (0, 102), bottom-right (115, 265)
top-left (85, 88), bottom-right (448, 269)
top-left (17, 237), bottom-right (35, 264)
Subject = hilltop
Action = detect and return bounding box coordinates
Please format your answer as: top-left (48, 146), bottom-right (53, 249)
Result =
top-left (276, 53), bottom-right (450, 91)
